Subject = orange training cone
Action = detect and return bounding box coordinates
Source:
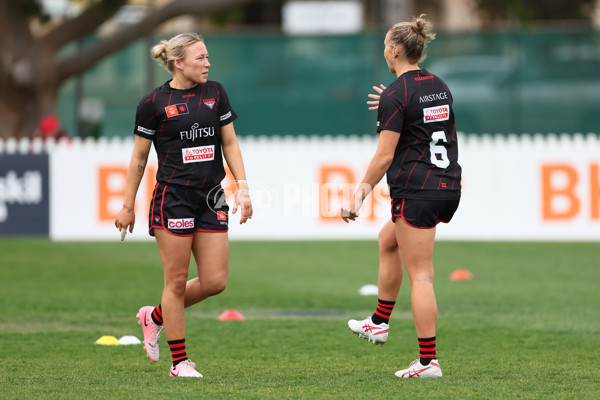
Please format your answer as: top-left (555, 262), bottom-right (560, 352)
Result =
top-left (449, 269), bottom-right (473, 281)
top-left (218, 310), bottom-right (246, 321)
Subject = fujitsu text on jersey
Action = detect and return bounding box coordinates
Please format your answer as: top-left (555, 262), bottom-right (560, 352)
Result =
top-left (180, 123), bottom-right (215, 140)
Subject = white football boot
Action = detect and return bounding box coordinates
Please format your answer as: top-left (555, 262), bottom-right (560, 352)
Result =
top-left (347, 316), bottom-right (389, 346)
top-left (395, 359), bottom-right (442, 378)
top-left (136, 306), bottom-right (163, 362)
top-left (169, 359), bottom-right (203, 378)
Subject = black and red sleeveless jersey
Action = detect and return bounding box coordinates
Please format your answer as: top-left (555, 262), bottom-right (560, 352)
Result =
top-left (377, 69), bottom-right (461, 200)
top-left (134, 80), bottom-right (237, 189)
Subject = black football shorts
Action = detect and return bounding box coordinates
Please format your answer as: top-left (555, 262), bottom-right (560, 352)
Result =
top-left (391, 197), bottom-right (460, 228)
top-left (148, 182), bottom-right (229, 236)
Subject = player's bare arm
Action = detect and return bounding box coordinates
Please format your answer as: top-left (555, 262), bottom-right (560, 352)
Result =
top-left (342, 129), bottom-right (399, 222)
top-left (221, 122), bottom-right (253, 224)
top-left (114, 135), bottom-right (152, 235)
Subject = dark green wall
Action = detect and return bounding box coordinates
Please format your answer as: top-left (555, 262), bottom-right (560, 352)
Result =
top-left (56, 29), bottom-right (600, 137)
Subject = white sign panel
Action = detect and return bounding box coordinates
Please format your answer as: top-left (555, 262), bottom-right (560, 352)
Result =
top-left (50, 139), bottom-right (158, 241)
top-left (48, 134), bottom-right (600, 241)
top-left (282, 1), bottom-right (364, 35)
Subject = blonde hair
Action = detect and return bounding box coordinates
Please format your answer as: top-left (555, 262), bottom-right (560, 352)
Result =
top-left (388, 14), bottom-right (436, 64)
top-left (150, 33), bottom-right (204, 74)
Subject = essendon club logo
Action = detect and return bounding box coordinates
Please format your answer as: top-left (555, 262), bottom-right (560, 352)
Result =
top-left (203, 98), bottom-right (216, 109)
top-left (165, 103), bottom-right (190, 118)
top-left (217, 211), bottom-right (227, 221)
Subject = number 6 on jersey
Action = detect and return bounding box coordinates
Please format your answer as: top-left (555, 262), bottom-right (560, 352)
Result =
top-left (430, 130), bottom-right (450, 169)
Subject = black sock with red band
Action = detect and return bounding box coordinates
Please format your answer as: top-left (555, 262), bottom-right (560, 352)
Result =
top-left (151, 304), bottom-right (163, 326)
top-left (371, 299), bottom-right (395, 325)
top-left (419, 336), bottom-right (437, 366)
top-left (169, 338), bottom-right (188, 367)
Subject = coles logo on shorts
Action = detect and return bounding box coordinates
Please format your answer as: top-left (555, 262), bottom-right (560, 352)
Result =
top-left (217, 211), bottom-right (227, 221)
top-left (182, 145), bottom-right (215, 164)
top-left (168, 218), bottom-right (194, 230)
top-left (165, 103), bottom-right (189, 118)
top-left (423, 104), bottom-right (450, 123)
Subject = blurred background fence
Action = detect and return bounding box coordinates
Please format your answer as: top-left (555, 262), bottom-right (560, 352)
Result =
top-left (57, 28), bottom-right (600, 138)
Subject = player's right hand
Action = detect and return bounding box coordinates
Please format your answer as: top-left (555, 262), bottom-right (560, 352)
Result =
top-left (115, 205), bottom-right (135, 239)
top-left (341, 195), bottom-right (362, 223)
top-left (341, 208), bottom-right (359, 223)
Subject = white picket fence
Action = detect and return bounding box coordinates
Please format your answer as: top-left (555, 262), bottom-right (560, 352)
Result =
top-left (2, 132), bottom-right (600, 154)
top-left (2, 133), bottom-right (600, 241)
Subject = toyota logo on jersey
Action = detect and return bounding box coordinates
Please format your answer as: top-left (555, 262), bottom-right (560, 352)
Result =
top-left (423, 105), bottom-right (450, 123)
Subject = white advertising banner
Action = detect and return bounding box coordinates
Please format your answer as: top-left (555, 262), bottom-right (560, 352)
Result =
top-left (282, 1), bottom-right (363, 35)
top-left (48, 134), bottom-right (600, 241)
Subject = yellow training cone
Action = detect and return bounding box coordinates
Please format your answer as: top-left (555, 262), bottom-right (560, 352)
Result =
top-left (94, 335), bottom-right (121, 345)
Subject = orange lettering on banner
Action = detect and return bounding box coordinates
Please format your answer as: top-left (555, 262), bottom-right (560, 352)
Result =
top-left (319, 165), bottom-right (354, 221)
top-left (98, 165), bottom-right (157, 223)
top-left (145, 165), bottom-right (157, 205)
top-left (370, 185), bottom-right (390, 221)
top-left (98, 167), bottom-right (127, 222)
top-left (590, 163), bottom-right (600, 220)
top-left (222, 166), bottom-right (235, 201)
top-left (541, 164), bottom-right (580, 220)
top-left (318, 165), bottom-right (389, 222)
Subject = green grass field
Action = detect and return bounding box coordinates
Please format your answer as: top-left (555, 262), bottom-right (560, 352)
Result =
top-left (0, 239), bottom-right (598, 399)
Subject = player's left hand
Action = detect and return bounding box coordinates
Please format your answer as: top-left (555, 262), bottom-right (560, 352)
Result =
top-left (234, 190), bottom-right (253, 224)
top-left (367, 84), bottom-right (387, 110)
